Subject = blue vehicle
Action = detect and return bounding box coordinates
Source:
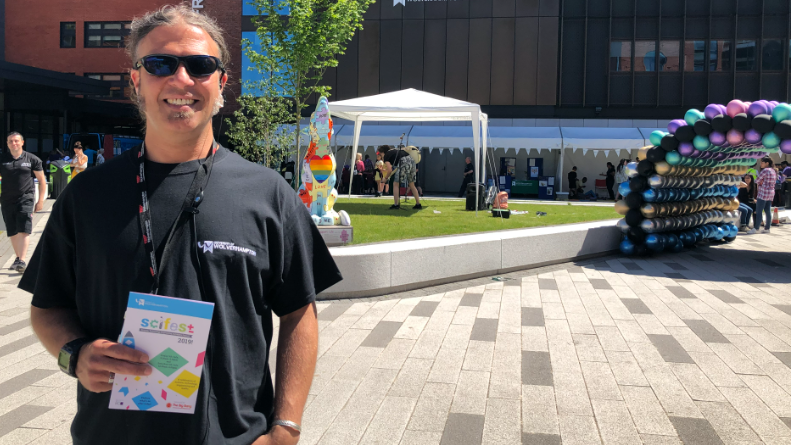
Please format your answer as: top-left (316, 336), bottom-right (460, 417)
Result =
top-left (63, 133), bottom-right (142, 162)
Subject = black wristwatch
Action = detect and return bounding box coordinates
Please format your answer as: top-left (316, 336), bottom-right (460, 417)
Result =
top-left (58, 338), bottom-right (92, 378)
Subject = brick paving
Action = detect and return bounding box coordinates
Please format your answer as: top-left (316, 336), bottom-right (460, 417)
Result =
top-left (1, 208), bottom-right (791, 444)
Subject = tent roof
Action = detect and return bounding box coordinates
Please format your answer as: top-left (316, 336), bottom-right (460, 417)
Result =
top-left (488, 127), bottom-right (563, 150)
top-left (408, 126), bottom-right (475, 149)
top-left (329, 88), bottom-right (482, 122)
top-left (561, 127), bottom-right (646, 150)
top-left (334, 125), bottom-right (413, 147)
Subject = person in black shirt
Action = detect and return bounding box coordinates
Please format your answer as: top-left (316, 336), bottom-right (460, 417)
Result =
top-left (457, 156), bottom-right (475, 197)
top-left (567, 166), bottom-right (578, 198)
top-left (1, 132), bottom-right (46, 272)
top-left (377, 145), bottom-right (423, 210)
top-left (20, 6), bottom-right (340, 445)
top-left (601, 162), bottom-right (615, 200)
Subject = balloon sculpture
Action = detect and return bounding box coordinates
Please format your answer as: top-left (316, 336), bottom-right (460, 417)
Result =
top-left (616, 99), bottom-right (788, 255)
top-left (297, 96), bottom-right (351, 227)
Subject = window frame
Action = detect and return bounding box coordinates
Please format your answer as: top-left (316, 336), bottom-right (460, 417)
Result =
top-left (60, 22), bottom-right (76, 48)
top-left (83, 73), bottom-right (131, 99)
top-left (609, 40), bottom-right (633, 72)
top-left (84, 21), bottom-right (131, 48)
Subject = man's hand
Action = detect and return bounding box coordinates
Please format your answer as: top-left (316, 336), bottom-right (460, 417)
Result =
top-left (35, 201), bottom-right (44, 213)
top-left (76, 339), bottom-right (151, 393)
top-left (251, 426), bottom-right (299, 445)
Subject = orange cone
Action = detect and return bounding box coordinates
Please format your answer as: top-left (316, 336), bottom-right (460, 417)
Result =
top-left (772, 207), bottom-right (780, 226)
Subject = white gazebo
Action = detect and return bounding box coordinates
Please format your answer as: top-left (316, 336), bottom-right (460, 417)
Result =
top-left (329, 89), bottom-right (488, 209)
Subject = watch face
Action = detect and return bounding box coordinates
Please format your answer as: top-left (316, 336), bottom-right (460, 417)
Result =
top-left (58, 350), bottom-right (71, 370)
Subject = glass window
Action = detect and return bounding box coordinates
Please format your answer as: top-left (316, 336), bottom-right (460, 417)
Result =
top-left (735, 40), bottom-right (757, 71)
top-left (710, 40), bottom-right (731, 71)
top-left (60, 22), bottom-right (76, 48)
top-left (610, 41), bottom-right (632, 72)
top-left (659, 41), bottom-right (680, 71)
top-left (85, 22), bottom-right (131, 48)
top-left (762, 40), bottom-right (783, 71)
top-left (635, 41), bottom-right (657, 71)
top-left (684, 40), bottom-right (706, 71)
top-left (84, 73), bottom-right (131, 99)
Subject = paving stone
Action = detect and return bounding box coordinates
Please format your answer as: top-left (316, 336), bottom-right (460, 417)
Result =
top-left (522, 351), bottom-right (553, 387)
top-left (740, 375), bottom-right (791, 418)
top-left (522, 307), bottom-right (545, 327)
top-left (620, 385), bottom-right (677, 436)
top-left (361, 395), bottom-right (417, 444)
top-left (0, 307), bottom-right (27, 316)
top-left (408, 382), bottom-right (456, 432)
top-left (666, 286), bottom-right (696, 299)
top-left (665, 262), bottom-right (689, 271)
top-left (590, 279), bottom-right (612, 290)
top-left (411, 301), bottom-right (440, 318)
top-left (697, 401), bottom-right (761, 443)
top-left (595, 326), bottom-right (630, 352)
top-left (707, 343), bottom-right (765, 375)
top-left (670, 363), bottom-right (725, 402)
top-left (470, 318), bottom-right (498, 342)
top-left (665, 273), bottom-right (687, 280)
top-left (580, 361), bottom-right (621, 401)
top-left (522, 385), bottom-right (559, 435)
top-left (572, 334), bottom-right (607, 362)
top-left (684, 319), bottom-right (730, 344)
top-left (669, 416), bottom-right (724, 445)
top-left (558, 414), bottom-right (601, 445)
top-left (318, 302), bottom-right (352, 321)
top-left (0, 369), bottom-right (58, 401)
top-left (459, 293), bottom-right (483, 307)
top-left (462, 340), bottom-right (494, 372)
top-left (538, 279), bottom-right (557, 290)
top-left (521, 433), bottom-right (561, 444)
top-left (707, 290), bottom-right (743, 304)
top-left (389, 358), bottom-right (433, 398)
top-left (648, 334), bottom-right (695, 364)
top-left (775, 305), bottom-right (791, 317)
top-left (400, 430), bottom-right (442, 445)
top-left (621, 298), bottom-right (653, 315)
top-left (691, 254), bottom-right (714, 262)
top-left (774, 352), bottom-right (791, 367)
top-left (439, 413), bottom-right (485, 445)
top-left (719, 386), bottom-right (791, 437)
top-left (362, 321), bottom-right (404, 348)
top-left (591, 399), bottom-right (642, 444)
top-left (0, 335), bottom-right (39, 359)
top-left (0, 405), bottom-right (53, 437)
top-left (481, 398), bottom-right (521, 445)
top-left (0, 319), bottom-right (31, 336)
top-left (623, 262), bottom-right (643, 271)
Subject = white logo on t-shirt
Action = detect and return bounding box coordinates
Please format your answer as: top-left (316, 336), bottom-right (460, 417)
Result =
top-left (197, 241), bottom-right (256, 257)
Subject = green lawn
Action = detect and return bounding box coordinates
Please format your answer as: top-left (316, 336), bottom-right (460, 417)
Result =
top-left (335, 198), bottom-right (620, 245)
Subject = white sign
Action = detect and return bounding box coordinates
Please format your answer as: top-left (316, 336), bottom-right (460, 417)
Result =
top-left (192, 0), bottom-right (204, 11)
top-left (394, 0), bottom-right (454, 5)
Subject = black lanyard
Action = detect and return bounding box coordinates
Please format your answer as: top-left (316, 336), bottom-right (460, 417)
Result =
top-left (135, 141), bottom-right (218, 294)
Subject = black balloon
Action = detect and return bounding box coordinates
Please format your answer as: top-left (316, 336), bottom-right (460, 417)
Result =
top-left (625, 209), bottom-right (644, 227)
top-left (711, 114), bottom-right (733, 133)
top-left (660, 135), bottom-right (679, 152)
top-left (693, 119), bottom-right (713, 136)
top-left (627, 227), bottom-right (646, 243)
top-left (674, 125), bottom-right (696, 142)
top-left (732, 113), bottom-right (751, 131)
top-left (625, 192), bottom-right (643, 209)
top-left (751, 114), bottom-right (775, 133)
top-left (646, 147), bottom-right (666, 162)
top-left (774, 120), bottom-right (791, 139)
top-left (629, 175), bottom-right (648, 192)
top-left (635, 244), bottom-right (648, 256)
top-left (637, 160), bottom-right (655, 176)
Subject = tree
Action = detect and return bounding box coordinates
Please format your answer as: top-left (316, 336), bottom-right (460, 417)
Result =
top-left (224, 92), bottom-right (295, 168)
top-left (244, 0), bottom-right (374, 188)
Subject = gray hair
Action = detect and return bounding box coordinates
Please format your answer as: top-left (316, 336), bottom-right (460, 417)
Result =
top-left (6, 131), bottom-right (23, 140)
top-left (126, 4), bottom-right (230, 121)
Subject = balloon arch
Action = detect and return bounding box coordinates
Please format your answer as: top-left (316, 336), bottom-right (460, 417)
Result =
top-left (616, 100), bottom-right (789, 255)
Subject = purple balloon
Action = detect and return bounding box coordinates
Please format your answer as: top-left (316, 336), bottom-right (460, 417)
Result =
top-left (745, 128), bottom-right (763, 144)
top-left (667, 119), bottom-right (686, 134)
top-left (709, 131), bottom-right (726, 146)
top-left (747, 101), bottom-right (769, 118)
top-left (718, 104), bottom-right (728, 116)
top-left (781, 139), bottom-right (791, 154)
top-left (770, 101), bottom-right (780, 106)
top-left (727, 129), bottom-right (745, 146)
top-left (715, 153), bottom-right (728, 161)
top-left (690, 149), bottom-right (702, 158)
top-left (704, 104), bottom-right (722, 120)
top-left (678, 142), bottom-right (695, 156)
top-left (700, 151), bottom-right (713, 159)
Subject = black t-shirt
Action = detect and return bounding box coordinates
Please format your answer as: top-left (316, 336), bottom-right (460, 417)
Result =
top-left (0, 150), bottom-right (43, 203)
top-left (383, 149), bottom-right (409, 167)
top-left (464, 162), bottom-right (474, 176)
top-left (568, 171), bottom-right (577, 187)
top-left (606, 166), bottom-right (615, 182)
top-left (19, 145), bottom-right (342, 445)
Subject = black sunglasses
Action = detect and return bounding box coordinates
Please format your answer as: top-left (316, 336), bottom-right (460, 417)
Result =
top-left (134, 54), bottom-right (225, 78)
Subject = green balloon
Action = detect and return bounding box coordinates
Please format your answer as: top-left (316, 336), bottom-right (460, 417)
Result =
top-left (666, 151), bottom-right (681, 166)
top-left (772, 103), bottom-right (791, 122)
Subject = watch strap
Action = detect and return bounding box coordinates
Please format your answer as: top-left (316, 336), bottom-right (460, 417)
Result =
top-left (59, 337), bottom-right (92, 378)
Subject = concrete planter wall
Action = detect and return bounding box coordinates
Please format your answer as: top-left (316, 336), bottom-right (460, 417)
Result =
top-left (319, 219), bottom-right (621, 299)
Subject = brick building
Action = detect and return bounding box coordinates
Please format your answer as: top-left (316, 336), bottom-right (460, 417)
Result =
top-left (1, 0), bottom-right (243, 157)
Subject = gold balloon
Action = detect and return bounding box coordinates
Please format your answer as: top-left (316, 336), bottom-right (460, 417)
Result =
top-left (655, 162), bottom-right (671, 176)
top-left (658, 204), bottom-right (668, 217)
top-left (641, 203), bottom-right (656, 219)
top-left (638, 146), bottom-right (651, 159)
top-left (615, 200), bottom-right (630, 216)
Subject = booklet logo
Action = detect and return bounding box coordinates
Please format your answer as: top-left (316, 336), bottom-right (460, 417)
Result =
top-left (197, 241), bottom-right (257, 257)
top-left (134, 298), bottom-right (167, 309)
top-left (141, 317), bottom-right (195, 334)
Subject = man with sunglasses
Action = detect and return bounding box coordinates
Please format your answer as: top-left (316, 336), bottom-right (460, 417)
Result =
top-left (20, 6), bottom-right (339, 445)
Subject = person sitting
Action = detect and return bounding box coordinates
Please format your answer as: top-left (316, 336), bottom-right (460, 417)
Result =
top-left (374, 160), bottom-right (387, 197)
top-left (738, 174), bottom-right (757, 233)
top-left (578, 177), bottom-right (597, 201)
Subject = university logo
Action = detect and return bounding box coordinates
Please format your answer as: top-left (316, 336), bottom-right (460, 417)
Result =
top-left (197, 241), bottom-right (257, 257)
top-left (198, 241), bottom-right (214, 253)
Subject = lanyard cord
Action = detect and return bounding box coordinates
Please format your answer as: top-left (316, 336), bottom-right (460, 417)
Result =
top-left (135, 141), bottom-right (218, 294)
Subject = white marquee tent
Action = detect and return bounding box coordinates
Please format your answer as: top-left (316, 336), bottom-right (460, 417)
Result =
top-left (329, 89), bottom-right (488, 209)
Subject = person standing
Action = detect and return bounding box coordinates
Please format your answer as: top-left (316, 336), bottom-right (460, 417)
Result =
top-left (755, 156), bottom-right (777, 233)
top-left (614, 159), bottom-right (627, 200)
top-left (458, 156), bottom-right (474, 198)
top-left (95, 148), bottom-right (105, 166)
top-left (70, 142), bottom-right (88, 179)
top-left (377, 144), bottom-right (422, 210)
top-left (1, 132), bottom-right (47, 272)
top-left (567, 166), bottom-right (578, 197)
top-left (601, 162), bottom-right (615, 200)
top-left (20, 6), bottom-right (340, 445)
top-left (737, 174), bottom-right (757, 234)
top-left (83, 145), bottom-right (97, 167)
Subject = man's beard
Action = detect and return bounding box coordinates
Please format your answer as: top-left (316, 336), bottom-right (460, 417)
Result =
top-left (137, 95), bottom-right (225, 121)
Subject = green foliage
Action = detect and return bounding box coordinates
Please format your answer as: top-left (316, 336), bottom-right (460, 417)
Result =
top-left (225, 92), bottom-right (295, 168)
top-left (241, 0), bottom-right (374, 185)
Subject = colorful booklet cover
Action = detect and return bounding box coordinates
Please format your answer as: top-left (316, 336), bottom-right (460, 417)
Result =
top-left (109, 292), bottom-right (214, 414)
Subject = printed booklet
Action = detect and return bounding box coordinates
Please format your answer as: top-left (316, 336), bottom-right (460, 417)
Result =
top-left (108, 292), bottom-right (214, 414)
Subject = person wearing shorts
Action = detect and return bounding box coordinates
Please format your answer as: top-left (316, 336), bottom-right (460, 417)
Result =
top-left (1, 132), bottom-right (46, 272)
top-left (377, 145), bottom-right (422, 210)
